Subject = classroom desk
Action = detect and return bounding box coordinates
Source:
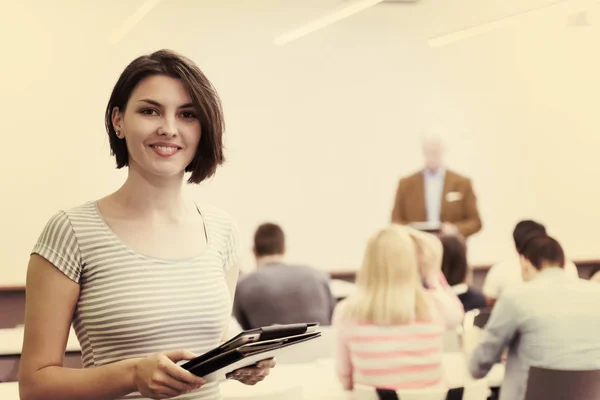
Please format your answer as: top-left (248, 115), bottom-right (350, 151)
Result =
top-left (329, 279), bottom-right (356, 300)
top-left (0, 356), bottom-right (504, 399)
top-left (0, 327), bottom-right (81, 383)
top-left (220, 356), bottom-right (504, 399)
top-left (0, 381), bottom-right (17, 398)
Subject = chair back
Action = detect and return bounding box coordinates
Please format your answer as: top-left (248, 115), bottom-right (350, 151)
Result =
top-left (524, 367), bottom-right (600, 400)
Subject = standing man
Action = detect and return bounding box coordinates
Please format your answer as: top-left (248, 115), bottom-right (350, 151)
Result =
top-left (391, 133), bottom-right (482, 239)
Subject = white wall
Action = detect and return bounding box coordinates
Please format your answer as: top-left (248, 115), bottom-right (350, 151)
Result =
top-left (1, 0), bottom-right (599, 285)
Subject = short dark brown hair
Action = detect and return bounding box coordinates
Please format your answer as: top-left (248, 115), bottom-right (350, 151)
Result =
top-left (105, 49), bottom-right (225, 184)
top-left (254, 223), bottom-right (285, 257)
top-left (513, 220), bottom-right (546, 254)
top-left (520, 235), bottom-right (565, 270)
top-left (440, 235), bottom-right (468, 286)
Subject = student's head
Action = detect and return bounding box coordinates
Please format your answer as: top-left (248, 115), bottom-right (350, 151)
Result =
top-left (344, 224), bottom-right (432, 325)
top-left (589, 266), bottom-right (600, 284)
top-left (513, 220), bottom-right (546, 254)
top-left (421, 129), bottom-right (446, 171)
top-left (106, 49), bottom-right (225, 184)
top-left (519, 235), bottom-right (565, 281)
top-left (440, 235), bottom-right (468, 286)
top-left (253, 223), bottom-right (285, 261)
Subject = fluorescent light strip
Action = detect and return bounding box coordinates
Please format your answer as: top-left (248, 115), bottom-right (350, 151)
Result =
top-left (109, 0), bottom-right (163, 45)
top-left (274, 0), bottom-right (385, 46)
top-left (428, 0), bottom-right (570, 48)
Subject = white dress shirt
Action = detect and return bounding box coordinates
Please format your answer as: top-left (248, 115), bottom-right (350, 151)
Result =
top-left (470, 268), bottom-right (600, 400)
top-left (482, 253), bottom-right (579, 300)
top-left (424, 168), bottom-right (446, 223)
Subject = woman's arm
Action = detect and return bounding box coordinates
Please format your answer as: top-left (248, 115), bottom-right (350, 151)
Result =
top-left (18, 255), bottom-right (139, 400)
top-left (426, 271), bottom-right (465, 330)
top-left (19, 255), bottom-right (204, 400)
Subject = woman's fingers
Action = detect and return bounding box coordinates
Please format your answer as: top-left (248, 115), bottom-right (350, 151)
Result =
top-left (161, 351), bottom-right (206, 386)
top-left (256, 358), bottom-right (276, 369)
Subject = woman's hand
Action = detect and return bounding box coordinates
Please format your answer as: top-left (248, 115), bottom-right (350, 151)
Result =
top-left (226, 358), bottom-right (276, 386)
top-left (134, 350), bottom-right (207, 399)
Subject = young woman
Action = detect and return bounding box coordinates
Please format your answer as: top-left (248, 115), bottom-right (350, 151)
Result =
top-left (18, 50), bottom-right (274, 400)
top-left (333, 225), bottom-right (464, 392)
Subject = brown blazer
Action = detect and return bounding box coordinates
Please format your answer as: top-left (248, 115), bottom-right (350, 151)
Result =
top-left (391, 169), bottom-right (482, 238)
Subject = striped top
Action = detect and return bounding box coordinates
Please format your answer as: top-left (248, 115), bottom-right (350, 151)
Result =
top-left (334, 317), bottom-right (446, 391)
top-left (333, 274), bottom-right (464, 391)
top-left (31, 201), bottom-right (239, 400)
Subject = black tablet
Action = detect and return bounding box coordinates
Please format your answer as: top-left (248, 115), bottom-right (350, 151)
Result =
top-left (180, 323), bottom-right (321, 381)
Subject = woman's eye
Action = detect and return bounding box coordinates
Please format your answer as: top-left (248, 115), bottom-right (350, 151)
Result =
top-left (181, 111), bottom-right (197, 119)
top-left (140, 109), bottom-right (158, 116)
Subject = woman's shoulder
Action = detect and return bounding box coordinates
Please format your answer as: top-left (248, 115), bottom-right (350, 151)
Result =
top-left (196, 203), bottom-right (237, 226)
top-left (40, 201), bottom-right (98, 229)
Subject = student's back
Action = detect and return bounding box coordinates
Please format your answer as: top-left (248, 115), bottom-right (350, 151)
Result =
top-left (233, 262), bottom-right (335, 329)
top-left (469, 235), bottom-right (600, 400)
top-left (333, 226), bottom-right (464, 391)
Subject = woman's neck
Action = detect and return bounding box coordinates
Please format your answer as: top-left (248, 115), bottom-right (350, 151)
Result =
top-left (110, 166), bottom-right (192, 221)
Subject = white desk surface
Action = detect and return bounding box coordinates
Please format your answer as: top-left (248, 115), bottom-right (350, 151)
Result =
top-left (0, 326), bottom-right (81, 356)
top-left (0, 356), bottom-right (504, 400)
top-left (0, 382), bottom-right (18, 398)
top-left (329, 279), bottom-right (356, 299)
top-left (220, 355), bottom-right (504, 399)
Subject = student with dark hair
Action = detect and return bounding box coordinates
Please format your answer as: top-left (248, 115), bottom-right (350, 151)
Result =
top-left (232, 223), bottom-right (336, 330)
top-left (467, 235), bottom-right (600, 400)
top-left (483, 219), bottom-right (579, 307)
top-left (440, 235), bottom-right (486, 311)
top-left (18, 50), bottom-right (274, 400)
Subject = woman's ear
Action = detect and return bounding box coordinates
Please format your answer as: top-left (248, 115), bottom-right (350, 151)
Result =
top-left (112, 106), bottom-right (124, 137)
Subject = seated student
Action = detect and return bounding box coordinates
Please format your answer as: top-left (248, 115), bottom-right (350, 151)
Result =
top-left (440, 235), bottom-right (487, 312)
top-left (467, 235), bottom-right (600, 400)
top-left (333, 225), bottom-right (464, 391)
top-left (589, 266), bottom-right (600, 283)
top-left (232, 223), bottom-right (335, 330)
top-left (483, 220), bottom-right (579, 307)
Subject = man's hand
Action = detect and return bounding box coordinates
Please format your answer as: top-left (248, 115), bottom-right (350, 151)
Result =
top-left (441, 222), bottom-right (459, 236)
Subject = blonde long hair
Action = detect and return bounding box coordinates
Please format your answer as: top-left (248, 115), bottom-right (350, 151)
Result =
top-left (342, 224), bottom-right (437, 325)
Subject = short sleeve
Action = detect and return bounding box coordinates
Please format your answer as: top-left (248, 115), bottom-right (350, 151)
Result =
top-left (565, 260), bottom-right (579, 279)
top-left (223, 219), bottom-right (240, 273)
top-left (31, 211), bottom-right (82, 283)
top-left (482, 262), bottom-right (502, 299)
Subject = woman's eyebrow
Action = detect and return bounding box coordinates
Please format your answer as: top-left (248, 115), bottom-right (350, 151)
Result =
top-left (137, 99), bottom-right (194, 109)
top-left (137, 98), bottom-right (162, 107)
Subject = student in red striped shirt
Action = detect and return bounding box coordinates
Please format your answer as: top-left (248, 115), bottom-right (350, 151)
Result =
top-left (333, 225), bottom-right (464, 391)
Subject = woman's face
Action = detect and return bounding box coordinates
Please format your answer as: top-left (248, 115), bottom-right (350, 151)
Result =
top-left (112, 75), bottom-right (201, 180)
